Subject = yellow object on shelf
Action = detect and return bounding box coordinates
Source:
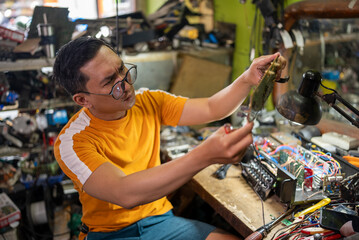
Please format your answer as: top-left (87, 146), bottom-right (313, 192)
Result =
top-left (320, 79), bottom-right (337, 95)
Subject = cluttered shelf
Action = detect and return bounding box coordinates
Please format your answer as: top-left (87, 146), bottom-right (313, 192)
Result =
top-left (0, 58), bottom-right (55, 72)
top-left (0, 47), bottom-right (232, 70)
top-left (1, 98), bottom-right (76, 112)
top-left (304, 32), bottom-right (359, 47)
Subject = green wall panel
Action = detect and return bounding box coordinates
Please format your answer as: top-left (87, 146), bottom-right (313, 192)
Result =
top-left (147, 0), bottom-right (166, 15)
top-left (213, 0), bottom-right (302, 80)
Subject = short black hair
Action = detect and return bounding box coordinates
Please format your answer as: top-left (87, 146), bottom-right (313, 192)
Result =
top-left (52, 36), bottom-right (116, 95)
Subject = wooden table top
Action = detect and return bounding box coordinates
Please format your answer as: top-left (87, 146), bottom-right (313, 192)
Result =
top-left (189, 164), bottom-right (288, 239)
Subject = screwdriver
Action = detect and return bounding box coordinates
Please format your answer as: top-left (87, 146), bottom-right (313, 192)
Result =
top-left (244, 207), bottom-right (295, 240)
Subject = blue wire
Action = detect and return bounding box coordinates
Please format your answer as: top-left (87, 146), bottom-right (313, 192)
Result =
top-left (274, 146), bottom-right (299, 155)
top-left (305, 174), bottom-right (318, 179)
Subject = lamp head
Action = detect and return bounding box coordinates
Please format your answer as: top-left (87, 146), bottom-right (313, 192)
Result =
top-left (276, 70), bottom-right (322, 125)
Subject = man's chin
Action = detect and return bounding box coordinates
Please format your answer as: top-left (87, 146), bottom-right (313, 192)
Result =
top-left (123, 93), bottom-right (136, 107)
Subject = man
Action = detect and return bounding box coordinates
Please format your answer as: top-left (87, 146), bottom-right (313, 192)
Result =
top-left (340, 220), bottom-right (359, 237)
top-left (53, 36), bottom-right (285, 240)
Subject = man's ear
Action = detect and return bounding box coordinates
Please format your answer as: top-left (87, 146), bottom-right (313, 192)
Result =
top-left (73, 93), bottom-right (92, 108)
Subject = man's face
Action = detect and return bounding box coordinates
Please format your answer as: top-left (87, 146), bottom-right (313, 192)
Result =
top-left (78, 46), bottom-right (136, 120)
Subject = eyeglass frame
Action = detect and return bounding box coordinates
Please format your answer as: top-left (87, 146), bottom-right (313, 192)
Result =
top-left (77, 63), bottom-right (137, 100)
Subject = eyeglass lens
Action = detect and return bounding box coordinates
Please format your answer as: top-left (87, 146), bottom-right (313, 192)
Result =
top-left (112, 66), bottom-right (137, 99)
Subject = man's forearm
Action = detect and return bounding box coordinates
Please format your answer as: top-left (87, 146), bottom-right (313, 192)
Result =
top-left (83, 144), bottom-right (211, 209)
top-left (207, 74), bottom-right (253, 119)
top-left (115, 123), bottom-right (252, 208)
top-left (84, 122), bottom-right (253, 209)
top-left (115, 146), bottom-right (209, 208)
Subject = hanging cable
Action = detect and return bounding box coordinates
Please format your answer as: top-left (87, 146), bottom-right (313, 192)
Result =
top-left (116, 0), bottom-right (119, 55)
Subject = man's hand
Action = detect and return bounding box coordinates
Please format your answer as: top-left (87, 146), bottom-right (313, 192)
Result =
top-left (194, 122), bottom-right (254, 166)
top-left (242, 52), bottom-right (287, 87)
top-left (340, 221), bottom-right (355, 237)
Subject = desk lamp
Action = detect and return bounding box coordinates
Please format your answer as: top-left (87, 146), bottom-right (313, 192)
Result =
top-left (276, 70), bottom-right (359, 128)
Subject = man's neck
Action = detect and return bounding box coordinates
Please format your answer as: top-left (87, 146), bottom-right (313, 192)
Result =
top-left (88, 108), bottom-right (127, 121)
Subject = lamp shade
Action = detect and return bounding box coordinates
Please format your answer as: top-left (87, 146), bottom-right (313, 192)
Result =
top-left (276, 70), bottom-right (323, 125)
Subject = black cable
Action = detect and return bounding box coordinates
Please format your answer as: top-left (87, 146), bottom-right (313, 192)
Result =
top-left (330, 202), bottom-right (359, 206)
top-left (1, 234), bottom-right (6, 240)
top-left (320, 82), bottom-right (337, 93)
top-left (116, 0), bottom-right (119, 55)
top-left (278, 232), bottom-right (299, 240)
top-left (293, 233), bottom-right (301, 240)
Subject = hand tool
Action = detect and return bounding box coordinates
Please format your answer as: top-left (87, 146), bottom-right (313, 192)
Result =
top-left (294, 198), bottom-right (331, 218)
top-left (244, 207), bottom-right (295, 240)
top-left (213, 164), bottom-right (232, 179)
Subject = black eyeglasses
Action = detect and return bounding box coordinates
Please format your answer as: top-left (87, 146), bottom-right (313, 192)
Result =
top-left (79, 63), bottom-right (137, 100)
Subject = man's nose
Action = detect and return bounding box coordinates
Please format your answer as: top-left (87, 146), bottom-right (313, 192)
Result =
top-left (121, 79), bottom-right (130, 91)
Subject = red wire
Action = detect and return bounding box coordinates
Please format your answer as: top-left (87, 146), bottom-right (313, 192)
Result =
top-left (274, 223), bottom-right (318, 240)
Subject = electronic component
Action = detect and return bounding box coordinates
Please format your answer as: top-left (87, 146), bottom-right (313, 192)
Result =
top-left (0, 193), bottom-right (21, 229)
top-left (241, 158), bottom-right (276, 200)
top-left (339, 172), bottom-right (359, 202)
top-left (322, 132), bottom-right (359, 150)
top-left (161, 144), bottom-right (192, 162)
top-left (251, 135), bottom-right (345, 205)
top-left (275, 164), bottom-right (296, 204)
top-left (278, 149), bottom-right (319, 191)
top-left (311, 136), bottom-right (336, 153)
top-left (297, 145), bottom-right (327, 190)
top-left (271, 131), bottom-right (302, 147)
top-left (323, 174), bottom-right (345, 197)
top-left (160, 126), bottom-right (199, 163)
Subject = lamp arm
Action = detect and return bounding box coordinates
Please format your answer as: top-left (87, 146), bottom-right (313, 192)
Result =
top-left (316, 92), bottom-right (359, 128)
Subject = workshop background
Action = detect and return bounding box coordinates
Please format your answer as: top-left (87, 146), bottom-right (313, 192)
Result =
top-left (1, 0), bottom-right (359, 240)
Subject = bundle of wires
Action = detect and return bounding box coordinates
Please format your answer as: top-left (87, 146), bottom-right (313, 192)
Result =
top-left (270, 209), bottom-right (331, 240)
top-left (253, 138), bottom-right (342, 191)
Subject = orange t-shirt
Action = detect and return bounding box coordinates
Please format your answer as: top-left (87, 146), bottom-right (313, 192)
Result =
top-left (54, 89), bottom-right (187, 238)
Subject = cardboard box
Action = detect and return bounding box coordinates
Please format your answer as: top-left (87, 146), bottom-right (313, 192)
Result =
top-left (0, 193), bottom-right (21, 229)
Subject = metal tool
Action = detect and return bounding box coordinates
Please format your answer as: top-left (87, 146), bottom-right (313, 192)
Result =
top-left (244, 207), bottom-right (295, 240)
top-left (213, 164), bottom-right (232, 180)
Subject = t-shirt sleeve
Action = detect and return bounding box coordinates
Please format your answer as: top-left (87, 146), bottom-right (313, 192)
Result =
top-left (161, 92), bottom-right (187, 126)
top-left (139, 89), bottom-right (188, 126)
top-left (54, 129), bottom-right (110, 190)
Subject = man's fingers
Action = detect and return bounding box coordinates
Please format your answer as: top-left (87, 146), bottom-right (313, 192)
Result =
top-left (223, 122), bottom-right (253, 140)
top-left (233, 133), bottom-right (253, 153)
top-left (222, 125), bottom-right (253, 158)
top-left (278, 55), bottom-right (287, 69)
top-left (224, 134), bottom-right (253, 161)
top-left (259, 52), bottom-right (280, 65)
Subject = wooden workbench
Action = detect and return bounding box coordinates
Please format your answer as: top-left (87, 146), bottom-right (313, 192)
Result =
top-left (189, 164), bottom-right (288, 239)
